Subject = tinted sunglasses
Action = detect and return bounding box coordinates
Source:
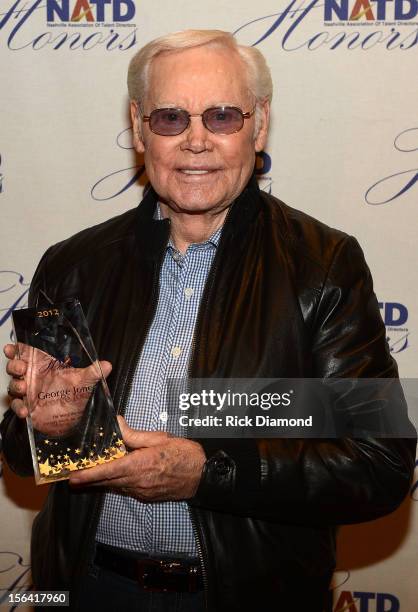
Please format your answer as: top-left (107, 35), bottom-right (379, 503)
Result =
top-left (142, 105), bottom-right (256, 136)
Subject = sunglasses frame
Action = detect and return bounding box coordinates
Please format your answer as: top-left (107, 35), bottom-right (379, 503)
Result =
top-left (141, 105), bottom-right (256, 136)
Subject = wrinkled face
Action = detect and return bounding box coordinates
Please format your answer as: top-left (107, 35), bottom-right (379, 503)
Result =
top-left (131, 45), bottom-right (269, 215)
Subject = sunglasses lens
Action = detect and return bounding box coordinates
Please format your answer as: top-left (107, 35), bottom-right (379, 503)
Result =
top-left (203, 107), bottom-right (244, 134)
top-left (149, 109), bottom-right (189, 135)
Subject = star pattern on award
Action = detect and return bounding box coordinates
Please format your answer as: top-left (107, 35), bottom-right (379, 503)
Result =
top-left (35, 428), bottom-right (127, 483)
top-left (67, 459), bottom-right (79, 471)
top-left (39, 459), bottom-right (51, 476)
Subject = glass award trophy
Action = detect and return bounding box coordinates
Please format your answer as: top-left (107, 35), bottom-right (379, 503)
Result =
top-left (12, 298), bottom-right (127, 485)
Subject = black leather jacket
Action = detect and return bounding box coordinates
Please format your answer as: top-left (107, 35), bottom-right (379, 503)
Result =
top-left (1, 177), bottom-right (415, 612)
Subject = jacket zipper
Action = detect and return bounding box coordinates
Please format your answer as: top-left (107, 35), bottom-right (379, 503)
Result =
top-left (188, 508), bottom-right (209, 606)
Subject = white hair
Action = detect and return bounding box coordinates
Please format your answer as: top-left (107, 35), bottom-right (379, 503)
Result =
top-left (127, 29), bottom-right (273, 134)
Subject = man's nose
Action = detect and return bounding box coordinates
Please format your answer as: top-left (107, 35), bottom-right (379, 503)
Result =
top-left (180, 116), bottom-right (212, 153)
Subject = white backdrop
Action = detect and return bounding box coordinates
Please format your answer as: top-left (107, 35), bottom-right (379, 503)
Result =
top-left (1, 1), bottom-right (417, 610)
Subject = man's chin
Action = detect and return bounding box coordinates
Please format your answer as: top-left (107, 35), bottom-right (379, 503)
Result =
top-left (161, 192), bottom-right (229, 216)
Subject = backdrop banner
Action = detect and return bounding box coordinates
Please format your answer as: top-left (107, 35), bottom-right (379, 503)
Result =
top-left (1, 2), bottom-right (417, 610)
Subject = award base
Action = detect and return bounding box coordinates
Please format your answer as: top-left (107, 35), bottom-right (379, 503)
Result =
top-left (32, 428), bottom-right (126, 485)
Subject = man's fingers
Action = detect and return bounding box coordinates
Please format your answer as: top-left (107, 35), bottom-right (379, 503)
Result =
top-left (117, 416), bottom-right (168, 449)
top-left (7, 378), bottom-right (26, 397)
top-left (10, 398), bottom-right (28, 419)
top-left (3, 343), bottom-right (17, 359)
top-left (5, 344), bottom-right (27, 410)
top-left (69, 454), bottom-right (129, 485)
top-left (6, 358), bottom-right (27, 377)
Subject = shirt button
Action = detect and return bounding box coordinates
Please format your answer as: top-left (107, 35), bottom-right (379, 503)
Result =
top-left (172, 251), bottom-right (182, 262)
top-left (184, 287), bottom-right (194, 300)
top-left (171, 346), bottom-right (182, 358)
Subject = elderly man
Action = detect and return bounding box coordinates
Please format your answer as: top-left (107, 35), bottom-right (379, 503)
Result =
top-left (1, 30), bottom-right (415, 612)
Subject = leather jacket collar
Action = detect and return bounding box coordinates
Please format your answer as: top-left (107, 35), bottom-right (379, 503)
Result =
top-left (134, 173), bottom-right (262, 262)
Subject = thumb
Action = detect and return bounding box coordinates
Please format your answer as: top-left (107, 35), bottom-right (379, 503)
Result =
top-left (117, 415), bottom-right (146, 448)
top-left (98, 360), bottom-right (112, 379)
top-left (83, 360), bottom-right (112, 383)
top-left (116, 416), bottom-right (167, 449)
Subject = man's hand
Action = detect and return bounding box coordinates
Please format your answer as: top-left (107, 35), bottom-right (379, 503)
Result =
top-left (69, 416), bottom-right (207, 501)
top-left (4, 343), bottom-right (112, 435)
top-left (4, 343), bottom-right (29, 418)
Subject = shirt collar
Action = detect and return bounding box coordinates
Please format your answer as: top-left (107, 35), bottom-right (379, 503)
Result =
top-left (154, 202), bottom-right (223, 250)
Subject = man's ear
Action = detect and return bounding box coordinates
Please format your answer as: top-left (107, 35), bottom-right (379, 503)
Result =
top-left (130, 100), bottom-right (145, 154)
top-left (254, 99), bottom-right (270, 153)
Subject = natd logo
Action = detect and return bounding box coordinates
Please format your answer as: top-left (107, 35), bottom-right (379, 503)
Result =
top-left (46, 0), bottom-right (135, 23)
top-left (331, 590), bottom-right (399, 611)
top-left (324, 0), bottom-right (418, 22)
top-left (379, 301), bottom-right (409, 353)
top-left (255, 151), bottom-right (273, 195)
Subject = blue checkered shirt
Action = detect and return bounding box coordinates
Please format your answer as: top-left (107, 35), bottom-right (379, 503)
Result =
top-left (96, 206), bottom-right (222, 556)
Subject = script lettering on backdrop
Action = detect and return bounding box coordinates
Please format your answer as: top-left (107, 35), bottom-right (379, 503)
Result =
top-left (0, 0), bottom-right (137, 51)
top-left (91, 128), bottom-right (274, 201)
top-left (0, 551), bottom-right (32, 611)
top-left (91, 127), bottom-right (146, 202)
top-left (0, 271), bottom-right (29, 340)
top-left (233, 0), bottom-right (418, 51)
top-left (365, 127), bottom-right (418, 205)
